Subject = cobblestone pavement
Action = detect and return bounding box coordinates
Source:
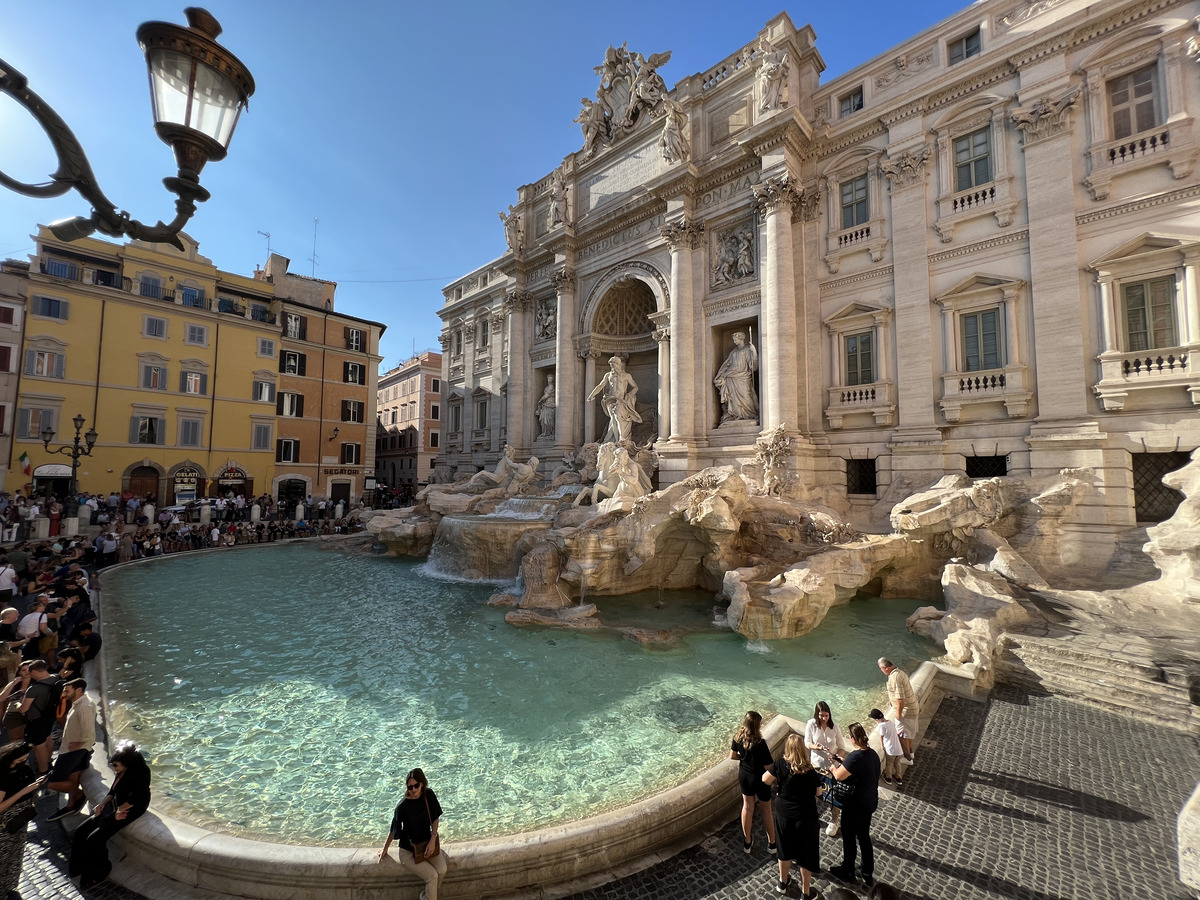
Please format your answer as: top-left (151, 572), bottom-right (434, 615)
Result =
top-left (13, 685), bottom-right (1200, 899)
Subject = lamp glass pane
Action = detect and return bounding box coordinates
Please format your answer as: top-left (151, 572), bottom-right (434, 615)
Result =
top-left (190, 62), bottom-right (241, 147)
top-left (148, 48), bottom-right (193, 127)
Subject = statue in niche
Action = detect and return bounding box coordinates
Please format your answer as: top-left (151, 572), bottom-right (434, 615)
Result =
top-left (714, 331), bottom-right (760, 423)
top-left (535, 375), bottom-right (557, 439)
top-left (549, 168), bottom-right (570, 227)
top-left (499, 205), bottom-right (523, 256)
top-left (587, 356), bottom-right (642, 444)
top-left (535, 298), bottom-right (557, 341)
top-left (757, 37), bottom-right (789, 113)
top-left (658, 98), bottom-right (689, 165)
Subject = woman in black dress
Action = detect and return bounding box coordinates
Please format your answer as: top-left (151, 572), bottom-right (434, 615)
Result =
top-left (70, 742), bottom-right (152, 889)
top-left (828, 722), bottom-right (882, 888)
top-left (729, 710), bottom-right (776, 854)
top-left (763, 733), bottom-right (823, 897)
top-left (0, 741), bottom-right (46, 899)
top-left (378, 767), bottom-right (447, 900)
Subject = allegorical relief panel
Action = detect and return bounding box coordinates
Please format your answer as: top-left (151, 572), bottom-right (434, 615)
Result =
top-left (710, 221), bottom-right (757, 292)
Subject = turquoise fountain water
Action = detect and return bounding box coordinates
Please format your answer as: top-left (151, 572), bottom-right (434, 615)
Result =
top-left (100, 544), bottom-right (937, 846)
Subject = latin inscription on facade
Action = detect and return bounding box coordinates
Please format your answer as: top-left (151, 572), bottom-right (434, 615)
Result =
top-left (577, 214), bottom-right (666, 263)
top-left (699, 173), bottom-right (758, 209)
top-left (582, 142), bottom-right (665, 212)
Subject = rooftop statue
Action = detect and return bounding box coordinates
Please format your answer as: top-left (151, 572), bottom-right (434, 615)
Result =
top-left (757, 37), bottom-right (789, 112)
top-left (578, 44), bottom-right (673, 156)
top-left (658, 98), bottom-right (689, 165)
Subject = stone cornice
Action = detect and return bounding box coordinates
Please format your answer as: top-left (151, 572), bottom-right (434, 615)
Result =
top-left (1074, 184), bottom-right (1200, 225)
top-left (927, 228), bottom-right (1030, 264)
top-left (924, 62), bottom-right (1018, 114)
top-left (812, 120), bottom-right (889, 164)
top-left (879, 99), bottom-right (927, 129)
top-left (573, 195), bottom-right (666, 245)
top-left (696, 156), bottom-right (762, 197)
top-left (819, 265), bottom-right (894, 293)
top-left (1007, 0), bottom-right (1187, 70)
top-left (703, 288), bottom-right (762, 319)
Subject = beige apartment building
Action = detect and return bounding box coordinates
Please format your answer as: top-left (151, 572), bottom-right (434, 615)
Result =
top-left (375, 350), bottom-right (442, 493)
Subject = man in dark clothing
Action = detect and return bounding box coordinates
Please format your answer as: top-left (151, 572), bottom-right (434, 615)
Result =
top-left (19, 660), bottom-right (61, 774)
top-left (72, 623), bottom-right (102, 661)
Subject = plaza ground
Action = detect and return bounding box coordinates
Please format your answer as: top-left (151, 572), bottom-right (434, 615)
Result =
top-left (14, 684), bottom-right (1198, 899)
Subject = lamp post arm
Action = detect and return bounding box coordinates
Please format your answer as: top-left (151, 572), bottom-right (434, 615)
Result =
top-left (0, 57), bottom-right (199, 251)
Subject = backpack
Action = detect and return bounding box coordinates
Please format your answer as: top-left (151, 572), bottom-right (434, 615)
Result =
top-left (26, 675), bottom-right (63, 723)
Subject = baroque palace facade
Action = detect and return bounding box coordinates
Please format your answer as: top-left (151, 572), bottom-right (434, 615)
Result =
top-left (438, 0), bottom-right (1200, 560)
top-left (12, 229), bottom-right (384, 506)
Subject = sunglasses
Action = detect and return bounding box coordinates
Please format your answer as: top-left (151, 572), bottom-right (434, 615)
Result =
top-left (406, 783), bottom-right (420, 791)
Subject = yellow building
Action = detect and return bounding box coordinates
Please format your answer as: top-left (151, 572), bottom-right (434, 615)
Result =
top-left (15, 228), bottom-right (375, 504)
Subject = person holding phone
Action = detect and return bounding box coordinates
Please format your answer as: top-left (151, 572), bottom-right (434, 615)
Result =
top-left (378, 767), bottom-right (447, 900)
top-left (0, 741), bottom-right (46, 896)
top-left (70, 742), bottom-right (151, 889)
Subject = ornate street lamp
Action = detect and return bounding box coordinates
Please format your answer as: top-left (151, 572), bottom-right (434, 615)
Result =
top-left (0, 8), bottom-right (255, 250)
top-left (40, 414), bottom-right (99, 517)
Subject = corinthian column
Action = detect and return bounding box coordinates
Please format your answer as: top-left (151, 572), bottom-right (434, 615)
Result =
top-left (751, 173), bottom-right (801, 433)
top-left (552, 268), bottom-right (579, 450)
top-left (504, 290), bottom-right (532, 453)
top-left (660, 217), bottom-right (703, 443)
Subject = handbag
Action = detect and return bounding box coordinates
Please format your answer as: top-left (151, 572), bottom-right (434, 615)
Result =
top-left (4, 804), bottom-right (36, 834)
top-left (412, 795), bottom-right (440, 863)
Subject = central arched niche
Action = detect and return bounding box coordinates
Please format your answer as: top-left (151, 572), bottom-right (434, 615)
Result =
top-left (585, 277), bottom-right (659, 445)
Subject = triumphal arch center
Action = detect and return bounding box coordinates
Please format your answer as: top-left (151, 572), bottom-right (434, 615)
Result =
top-left (437, 0), bottom-right (1200, 570)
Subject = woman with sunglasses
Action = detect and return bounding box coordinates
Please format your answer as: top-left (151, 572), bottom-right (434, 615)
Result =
top-left (378, 768), bottom-right (447, 900)
top-left (70, 742), bottom-right (152, 889)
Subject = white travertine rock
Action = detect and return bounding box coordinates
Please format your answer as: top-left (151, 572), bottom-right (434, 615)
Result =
top-left (890, 475), bottom-right (1015, 535)
top-left (1145, 450), bottom-right (1200, 605)
top-left (365, 510), bottom-right (438, 556)
top-left (1180, 780), bottom-right (1200, 897)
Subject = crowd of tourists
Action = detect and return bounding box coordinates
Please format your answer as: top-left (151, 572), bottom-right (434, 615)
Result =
top-left (379, 657), bottom-right (921, 900)
top-left (0, 538), bottom-right (147, 897)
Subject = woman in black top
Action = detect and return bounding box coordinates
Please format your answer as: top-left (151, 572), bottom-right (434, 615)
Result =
top-left (729, 710), bottom-right (776, 854)
top-left (763, 733), bottom-right (823, 898)
top-left (828, 722), bottom-right (882, 888)
top-left (0, 741), bottom-right (46, 896)
top-left (70, 742), bottom-right (152, 889)
top-left (378, 767), bottom-right (447, 900)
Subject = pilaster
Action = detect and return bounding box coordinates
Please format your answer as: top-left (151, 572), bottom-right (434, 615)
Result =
top-left (882, 142), bottom-right (942, 452)
top-left (552, 268), bottom-right (579, 450)
top-left (661, 218), bottom-right (704, 444)
top-left (1013, 82), bottom-right (1089, 423)
top-left (752, 172), bottom-right (802, 435)
top-left (503, 290), bottom-right (532, 454)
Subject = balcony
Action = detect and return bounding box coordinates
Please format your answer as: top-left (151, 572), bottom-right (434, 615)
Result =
top-left (39, 259), bottom-right (82, 281)
top-left (1084, 119), bottom-right (1198, 201)
top-left (217, 297), bottom-right (245, 316)
top-left (825, 380), bottom-right (895, 429)
top-left (939, 365), bottom-right (1032, 422)
top-left (933, 175), bottom-right (1017, 243)
top-left (1093, 346), bottom-right (1199, 411)
top-left (92, 269), bottom-right (124, 290)
top-left (250, 305), bottom-right (277, 325)
top-left (823, 218), bottom-right (887, 274)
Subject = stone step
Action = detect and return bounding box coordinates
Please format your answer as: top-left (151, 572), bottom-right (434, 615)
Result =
top-left (1002, 631), bottom-right (1166, 680)
top-left (1001, 640), bottom-right (1184, 701)
top-left (997, 665), bottom-right (1198, 734)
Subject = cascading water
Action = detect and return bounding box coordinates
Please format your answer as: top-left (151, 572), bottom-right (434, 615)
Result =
top-left (424, 497), bottom-right (560, 580)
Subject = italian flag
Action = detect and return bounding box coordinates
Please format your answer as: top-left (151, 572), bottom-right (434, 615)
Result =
top-left (18, 452), bottom-right (29, 476)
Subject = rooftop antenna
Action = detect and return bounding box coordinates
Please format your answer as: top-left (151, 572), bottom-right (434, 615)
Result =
top-left (257, 230), bottom-right (271, 257)
top-left (309, 217), bottom-right (319, 277)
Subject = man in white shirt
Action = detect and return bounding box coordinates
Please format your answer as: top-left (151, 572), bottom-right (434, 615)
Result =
top-left (0, 559), bottom-right (17, 607)
top-left (46, 678), bottom-right (95, 819)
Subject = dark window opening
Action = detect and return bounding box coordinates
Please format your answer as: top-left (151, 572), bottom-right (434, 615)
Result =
top-left (847, 459), bottom-right (878, 495)
top-left (1133, 452), bottom-right (1190, 523)
top-left (965, 455), bottom-right (1008, 478)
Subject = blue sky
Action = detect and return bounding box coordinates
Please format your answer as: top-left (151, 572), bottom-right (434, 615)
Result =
top-left (1, 0), bottom-right (968, 368)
